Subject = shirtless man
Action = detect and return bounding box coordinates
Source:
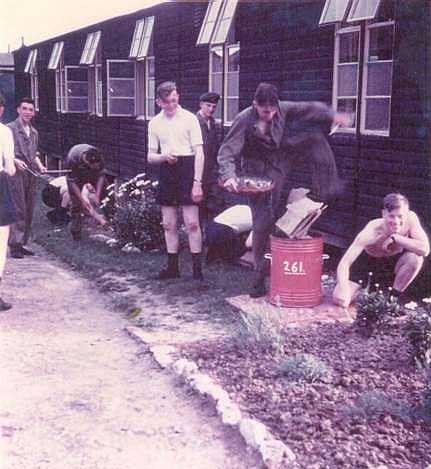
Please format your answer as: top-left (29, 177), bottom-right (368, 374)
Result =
top-left (333, 193), bottom-right (429, 308)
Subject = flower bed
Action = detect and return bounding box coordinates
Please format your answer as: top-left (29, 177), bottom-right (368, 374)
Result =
top-left (181, 321), bottom-right (431, 468)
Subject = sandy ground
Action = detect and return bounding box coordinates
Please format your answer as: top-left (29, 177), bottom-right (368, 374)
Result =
top-left (0, 248), bottom-right (260, 469)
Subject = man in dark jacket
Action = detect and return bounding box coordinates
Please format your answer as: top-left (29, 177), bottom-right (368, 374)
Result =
top-left (218, 83), bottom-right (351, 297)
top-left (66, 144), bottom-right (106, 241)
top-left (7, 97), bottom-right (46, 258)
top-left (196, 92), bottom-right (220, 222)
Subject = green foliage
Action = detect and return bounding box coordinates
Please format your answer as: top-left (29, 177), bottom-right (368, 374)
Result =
top-left (343, 391), bottom-right (411, 423)
top-left (100, 173), bottom-right (164, 251)
top-left (354, 274), bottom-right (401, 337)
top-left (405, 299), bottom-right (431, 368)
top-left (279, 353), bottom-right (332, 383)
top-left (235, 309), bottom-right (285, 355)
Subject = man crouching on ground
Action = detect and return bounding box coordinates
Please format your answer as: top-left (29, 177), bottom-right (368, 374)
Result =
top-left (333, 193), bottom-right (429, 308)
top-left (66, 144), bottom-right (106, 241)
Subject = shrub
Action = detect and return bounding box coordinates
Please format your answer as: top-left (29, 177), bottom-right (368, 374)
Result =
top-left (343, 390), bottom-right (411, 423)
top-left (405, 298), bottom-right (431, 368)
top-left (279, 353), bottom-right (332, 383)
top-left (235, 308), bottom-right (284, 355)
top-left (354, 273), bottom-right (401, 337)
top-left (100, 173), bottom-right (164, 251)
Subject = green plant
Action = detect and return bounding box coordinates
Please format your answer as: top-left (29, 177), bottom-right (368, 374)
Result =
top-left (279, 353), bottom-right (332, 383)
top-left (354, 273), bottom-right (401, 337)
top-left (343, 390), bottom-right (411, 423)
top-left (235, 308), bottom-right (285, 355)
top-left (100, 173), bottom-right (164, 251)
top-left (405, 298), bottom-right (431, 368)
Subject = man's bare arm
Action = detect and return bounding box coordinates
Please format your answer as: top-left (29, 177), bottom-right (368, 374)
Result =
top-left (393, 212), bottom-right (430, 257)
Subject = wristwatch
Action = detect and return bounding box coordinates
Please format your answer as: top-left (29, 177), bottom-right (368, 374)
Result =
top-left (193, 179), bottom-right (202, 184)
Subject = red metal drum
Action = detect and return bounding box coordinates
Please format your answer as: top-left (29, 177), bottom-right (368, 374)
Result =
top-left (268, 235), bottom-right (323, 308)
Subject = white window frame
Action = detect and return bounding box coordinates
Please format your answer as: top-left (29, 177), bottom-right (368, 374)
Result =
top-left (65, 65), bottom-right (88, 113)
top-left (196, 0), bottom-right (224, 45)
top-left (107, 59), bottom-right (136, 117)
top-left (129, 16), bottom-right (155, 60)
top-left (145, 56), bottom-right (156, 119)
top-left (80, 31), bottom-right (101, 65)
top-left (319, 0), bottom-right (352, 25)
top-left (211, 0), bottom-right (239, 45)
top-left (48, 41), bottom-right (64, 70)
top-left (209, 42), bottom-right (240, 126)
top-left (55, 57), bottom-right (67, 113)
top-left (360, 20), bottom-right (394, 136)
top-left (332, 25), bottom-right (360, 134)
top-left (130, 19), bottom-right (146, 58)
top-left (24, 49), bottom-right (39, 110)
top-left (347, 0), bottom-right (383, 22)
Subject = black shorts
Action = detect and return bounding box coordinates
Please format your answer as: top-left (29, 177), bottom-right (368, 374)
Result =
top-left (157, 156), bottom-right (197, 206)
top-left (351, 251), bottom-right (404, 288)
top-left (0, 174), bottom-right (16, 226)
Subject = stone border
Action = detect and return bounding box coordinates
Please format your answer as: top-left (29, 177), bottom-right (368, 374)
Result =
top-left (126, 326), bottom-right (296, 468)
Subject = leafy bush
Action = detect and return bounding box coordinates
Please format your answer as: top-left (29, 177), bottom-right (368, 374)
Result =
top-left (100, 173), bottom-right (164, 251)
top-left (354, 273), bottom-right (401, 337)
top-left (279, 353), bottom-right (332, 383)
top-left (235, 308), bottom-right (284, 355)
top-left (343, 390), bottom-right (411, 423)
top-left (405, 298), bottom-right (431, 368)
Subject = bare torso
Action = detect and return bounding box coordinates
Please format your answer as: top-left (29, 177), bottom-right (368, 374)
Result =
top-left (363, 218), bottom-right (410, 258)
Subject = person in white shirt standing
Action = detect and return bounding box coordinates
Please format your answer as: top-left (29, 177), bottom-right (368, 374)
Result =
top-left (0, 93), bottom-right (17, 310)
top-left (148, 82), bottom-right (205, 280)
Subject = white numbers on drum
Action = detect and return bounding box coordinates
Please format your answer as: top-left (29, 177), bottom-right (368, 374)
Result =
top-left (283, 260), bottom-right (305, 275)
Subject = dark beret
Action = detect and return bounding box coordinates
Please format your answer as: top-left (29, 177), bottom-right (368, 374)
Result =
top-left (199, 92), bottom-right (220, 104)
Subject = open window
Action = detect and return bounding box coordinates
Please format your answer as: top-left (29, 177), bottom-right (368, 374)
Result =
top-left (80, 31), bottom-right (102, 116)
top-left (324, 0), bottom-right (394, 135)
top-left (65, 66), bottom-right (88, 113)
top-left (128, 16), bottom-right (156, 119)
top-left (24, 49), bottom-right (39, 110)
top-left (198, 0), bottom-right (240, 125)
top-left (48, 42), bottom-right (66, 112)
top-left (107, 60), bottom-right (135, 116)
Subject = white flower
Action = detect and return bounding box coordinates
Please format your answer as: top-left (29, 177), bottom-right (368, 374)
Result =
top-left (404, 301), bottom-right (418, 310)
top-left (131, 189), bottom-right (141, 196)
top-left (422, 298), bottom-right (431, 304)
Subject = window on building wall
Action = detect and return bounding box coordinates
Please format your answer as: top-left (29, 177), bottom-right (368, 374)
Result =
top-left (24, 49), bottom-right (39, 110)
top-left (325, 0), bottom-right (394, 135)
top-left (198, 0), bottom-right (240, 124)
top-left (48, 41), bottom-right (66, 112)
top-left (319, 0), bottom-right (351, 24)
top-left (107, 60), bottom-right (135, 116)
top-left (65, 66), bottom-right (88, 112)
top-left (129, 16), bottom-right (156, 119)
top-left (80, 31), bottom-right (102, 116)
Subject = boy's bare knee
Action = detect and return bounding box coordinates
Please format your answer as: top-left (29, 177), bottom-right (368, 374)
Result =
top-left (162, 221), bottom-right (176, 233)
top-left (185, 221), bottom-right (200, 233)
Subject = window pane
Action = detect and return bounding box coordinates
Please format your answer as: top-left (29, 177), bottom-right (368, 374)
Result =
top-left (349, 0), bottom-right (381, 20)
top-left (213, 18), bottom-right (231, 44)
top-left (369, 25), bottom-right (394, 61)
top-left (147, 98), bottom-right (156, 118)
top-left (226, 98), bottom-right (238, 122)
top-left (339, 31), bottom-right (359, 63)
top-left (210, 47), bottom-right (223, 72)
top-left (214, 105), bottom-right (222, 121)
top-left (228, 46), bottom-right (240, 72)
top-left (224, 0), bottom-right (239, 18)
top-left (109, 98), bottom-right (135, 115)
top-left (68, 98), bottom-right (88, 112)
top-left (148, 58), bottom-right (155, 77)
top-left (227, 72), bottom-right (239, 97)
top-left (337, 64), bottom-right (358, 96)
top-left (68, 82), bottom-right (88, 97)
top-left (108, 79), bottom-right (134, 98)
top-left (337, 98), bottom-right (356, 127)
top-left (320, 0), bottom-right (351, 24)
top-left (130, 20), bottom-right (145, 57)
top-left (365, 98), bottom-right (390, 131)
top-left (68, 68), bottom-right (87, 81)
top-left (208, 0), bottom-right (223, 21)
top-left (148, 79), bottom-right (155, 99)
top-left (109, 61), bottom-right (135, 78)
top-left (211, 73), bottom-right (222, 95)
top-left (367, 62), bottom-right (392, 96)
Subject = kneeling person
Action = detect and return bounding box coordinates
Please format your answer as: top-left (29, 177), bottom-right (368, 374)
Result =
top-left (333, 193), bottom-right (430, 307)
top-left (66, 144), bottom-right (106, 241)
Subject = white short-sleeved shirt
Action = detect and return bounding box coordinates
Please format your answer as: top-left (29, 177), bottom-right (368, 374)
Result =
top-left (148, 105), bottom-right (203, 156)
top-left (0, 122), bottom-right (14, 172)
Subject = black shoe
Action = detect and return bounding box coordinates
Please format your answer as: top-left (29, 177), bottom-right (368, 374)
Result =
top-left (72, 232), bottom-right (82, 241)
top-left (193, 269), bottom-right (204, 281)
top-left (10, 248), bottom-right (24, 259)
top-left (155, 268), bottom-right (180, 280)
top-left (20, 246), bottom-right (35, 256)
top-left (0, 298), bottom-right (12, 311)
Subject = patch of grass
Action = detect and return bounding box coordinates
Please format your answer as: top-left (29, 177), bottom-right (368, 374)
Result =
top-left (32, 186), bottom-right (251, 327)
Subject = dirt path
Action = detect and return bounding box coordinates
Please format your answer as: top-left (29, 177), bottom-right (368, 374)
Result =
top-left (0, 248), bottom-right (260, 469)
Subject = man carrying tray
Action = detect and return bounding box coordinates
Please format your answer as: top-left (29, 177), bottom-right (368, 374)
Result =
top-left (217, 83), bottom-right (351, 298)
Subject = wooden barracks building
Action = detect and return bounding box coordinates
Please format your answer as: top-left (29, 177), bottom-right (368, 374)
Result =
top-left (12, 0), bottom-right (430, 246)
